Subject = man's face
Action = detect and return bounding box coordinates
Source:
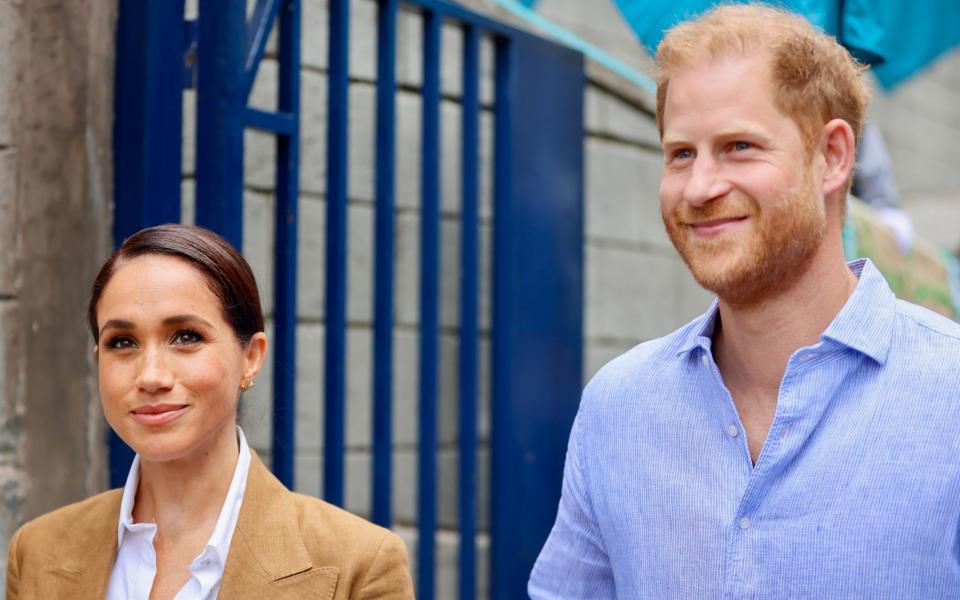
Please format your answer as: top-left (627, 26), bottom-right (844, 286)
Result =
top-left (659, 54), bottom-right (826, 307)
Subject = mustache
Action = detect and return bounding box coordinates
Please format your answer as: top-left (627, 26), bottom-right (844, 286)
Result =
top-left (674, 199), bottom-right (758, 223)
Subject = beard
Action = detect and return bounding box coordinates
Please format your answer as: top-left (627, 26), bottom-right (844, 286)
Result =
top-left (663, 174), bottom-right (826, 309)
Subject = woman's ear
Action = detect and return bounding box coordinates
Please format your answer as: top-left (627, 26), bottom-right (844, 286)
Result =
top-left (818, 118), bottom-right (856, 197)
top-left (241, 332), bottom-right (268, 384)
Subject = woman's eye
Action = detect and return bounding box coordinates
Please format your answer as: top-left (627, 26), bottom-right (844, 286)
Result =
top-left (105, 336), bottom-right (136, 350)
top-left (172, 329), bottom-right (203, 345)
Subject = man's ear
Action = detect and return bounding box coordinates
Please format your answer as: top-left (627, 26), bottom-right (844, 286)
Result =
top-left (818, 118), bottom-right (856, 196)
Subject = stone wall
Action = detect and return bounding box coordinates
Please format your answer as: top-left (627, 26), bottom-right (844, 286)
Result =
top-left (0, 0), bottom-right (116, 586)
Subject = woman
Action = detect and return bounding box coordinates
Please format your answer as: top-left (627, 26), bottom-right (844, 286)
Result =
top-left (6, 224), bottom-right (414, 599)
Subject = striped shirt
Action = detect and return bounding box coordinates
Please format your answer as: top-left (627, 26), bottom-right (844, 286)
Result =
top-left (530, 259), bottom-right (960, 599)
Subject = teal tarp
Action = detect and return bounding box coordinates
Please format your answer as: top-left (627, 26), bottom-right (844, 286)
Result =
top-left (522, 0), bottom-right (960, 90)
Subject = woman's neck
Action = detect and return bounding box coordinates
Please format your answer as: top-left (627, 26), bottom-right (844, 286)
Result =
top-left (132, 422), bottom-right (240, 536)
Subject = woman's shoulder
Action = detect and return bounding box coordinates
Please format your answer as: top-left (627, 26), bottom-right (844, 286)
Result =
top-left (13, 488), bottom-right (121, 548)
top-left (279, 492), bottom-right (413, 596)
top-left (285, 491), bottom-right (402, 548)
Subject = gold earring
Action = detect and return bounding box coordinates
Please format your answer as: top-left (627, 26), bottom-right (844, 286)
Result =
top-left (240, 380), bottom-right (255, 392)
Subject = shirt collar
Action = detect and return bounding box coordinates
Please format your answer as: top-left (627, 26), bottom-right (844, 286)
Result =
top-left (820, 258), bottom-right (895, 364)
top-left (115, 426), bottom-right (253, 561)
top-left (675, 258), bottom-right (895, 364)
top-left (676, 298), bottom-right (720, 357)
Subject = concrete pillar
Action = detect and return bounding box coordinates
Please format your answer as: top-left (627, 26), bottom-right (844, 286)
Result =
top-left (0, 0), bottom-right (117, 583)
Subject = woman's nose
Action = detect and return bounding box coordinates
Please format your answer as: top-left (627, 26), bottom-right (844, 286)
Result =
top-left (135, 347), bottom-right (174, 393)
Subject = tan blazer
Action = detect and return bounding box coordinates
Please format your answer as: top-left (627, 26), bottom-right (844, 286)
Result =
top-left (6, 453), bottom-right (415, 599)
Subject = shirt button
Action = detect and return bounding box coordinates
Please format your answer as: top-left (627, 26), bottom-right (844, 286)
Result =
top-left (202, 559), bottom-right (211, 567)
top-left (739, 517), bottom-right (750, 530)
top-left (727, 425), bottom-right (739, 438)
top-left (701, 354), bottom-right (710, 366)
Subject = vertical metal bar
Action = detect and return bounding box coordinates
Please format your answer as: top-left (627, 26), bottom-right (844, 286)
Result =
top-left (490, 34), bottom-right (585, 598)
top-left (458, 23), bottom-right (480, 600)
top-left (324, 0), bottom-right (350, 507)
top-left (490, 34), bottom-right (512, 599)
top-left (196, 0), bottom-right (246, 248)
top-left (111, 0), bottom-right (185, 488)
top-left (271, 0), bottom-right (301, 488)
top-left (418, 9), bottom-right (442, 600)
top-left (372, 0), bottom-right (398, 527)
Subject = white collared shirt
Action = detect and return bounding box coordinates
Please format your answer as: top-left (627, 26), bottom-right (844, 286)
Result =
top-left (106, 427), bottom-right (251, 600)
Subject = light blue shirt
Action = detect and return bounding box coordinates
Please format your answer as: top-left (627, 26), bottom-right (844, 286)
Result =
top-left (530, 259), bottom-right (960, 599)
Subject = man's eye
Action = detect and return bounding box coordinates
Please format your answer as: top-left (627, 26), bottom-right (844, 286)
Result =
top-left (672, 148), bottom-right (694, 160)
top-left (732, 141), bottom-right (752, 151)
top-left (105, 336), bottom-right (136, 350)
top-left (172, 329), bottom-right (203, 345)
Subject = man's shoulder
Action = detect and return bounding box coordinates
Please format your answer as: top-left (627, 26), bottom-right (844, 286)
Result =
top-left (892, 298), bottom-right (960, 344)
top-left (886, 299), bottom-right (960, 382)
top-left (582, 314), bottom-right (706, 408)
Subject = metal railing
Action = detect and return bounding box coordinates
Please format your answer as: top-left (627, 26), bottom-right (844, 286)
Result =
top-left (113, 1), bottom-right (584, 597)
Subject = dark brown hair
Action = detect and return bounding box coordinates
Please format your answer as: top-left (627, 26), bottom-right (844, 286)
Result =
top-left (88, 224), bottom-right (264, 345)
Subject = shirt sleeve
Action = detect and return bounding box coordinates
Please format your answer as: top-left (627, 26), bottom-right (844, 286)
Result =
top-left (528, 412), bottom-right (615, 599)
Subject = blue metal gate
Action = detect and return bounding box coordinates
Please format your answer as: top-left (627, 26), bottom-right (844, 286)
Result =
top-left (113, 1), bottom-right (583, 597)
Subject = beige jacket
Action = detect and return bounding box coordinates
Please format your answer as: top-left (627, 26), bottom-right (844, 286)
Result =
top-left (6, 453), bottom-right (414, 599)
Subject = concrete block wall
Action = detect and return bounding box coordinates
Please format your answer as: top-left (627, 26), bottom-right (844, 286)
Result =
top-left (870, 49), bottom-right (960, 253)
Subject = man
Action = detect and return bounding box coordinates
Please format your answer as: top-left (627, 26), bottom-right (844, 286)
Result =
top-left (529, 5), bottom-right (960, 599)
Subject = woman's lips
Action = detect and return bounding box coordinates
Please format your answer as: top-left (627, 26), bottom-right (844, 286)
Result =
top-left (689, 216), bottom-right (748, 238)
top-left (130, 404), bottom-right (189, 426)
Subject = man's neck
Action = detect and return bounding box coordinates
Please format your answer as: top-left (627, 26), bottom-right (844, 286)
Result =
top-left (713, 251), bottom-right (858, 397)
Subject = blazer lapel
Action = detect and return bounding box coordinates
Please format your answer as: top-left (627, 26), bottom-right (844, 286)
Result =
top-left (220, 453), bottom-right (340, 599)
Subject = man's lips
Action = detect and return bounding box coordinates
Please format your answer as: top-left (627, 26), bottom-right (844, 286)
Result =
top-left (130, 404), bottom-right (189, 426)
top-left (687, 216), bottom-right (748, 237)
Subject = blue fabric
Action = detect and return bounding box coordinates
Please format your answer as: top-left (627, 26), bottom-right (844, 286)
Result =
top-left (530, 259), bottom-right (960, 599)
top-left (607, 0), bottom-right (958, 90)
top-left (866, 0), bottom-right (960, 89)
top-left (610, 0), bottom-right (886, 64)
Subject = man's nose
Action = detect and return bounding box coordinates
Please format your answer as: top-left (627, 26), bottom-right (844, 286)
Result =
top-left (135, 347), bottom-right (174, 393)
top-left (682, 155), bottom-right (732, 207)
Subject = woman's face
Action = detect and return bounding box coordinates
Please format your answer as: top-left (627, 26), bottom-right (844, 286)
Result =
top-left (95, 254), bottom-right (266, 464)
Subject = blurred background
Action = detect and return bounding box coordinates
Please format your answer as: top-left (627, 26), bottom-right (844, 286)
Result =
top-left (0, 0), bottom-right (957, 598)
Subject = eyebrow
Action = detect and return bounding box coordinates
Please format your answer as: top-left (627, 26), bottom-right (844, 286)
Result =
top-left (660, 126), bottom-right (770, 147)
top-left (98, 314), bottom-right (215, 337)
